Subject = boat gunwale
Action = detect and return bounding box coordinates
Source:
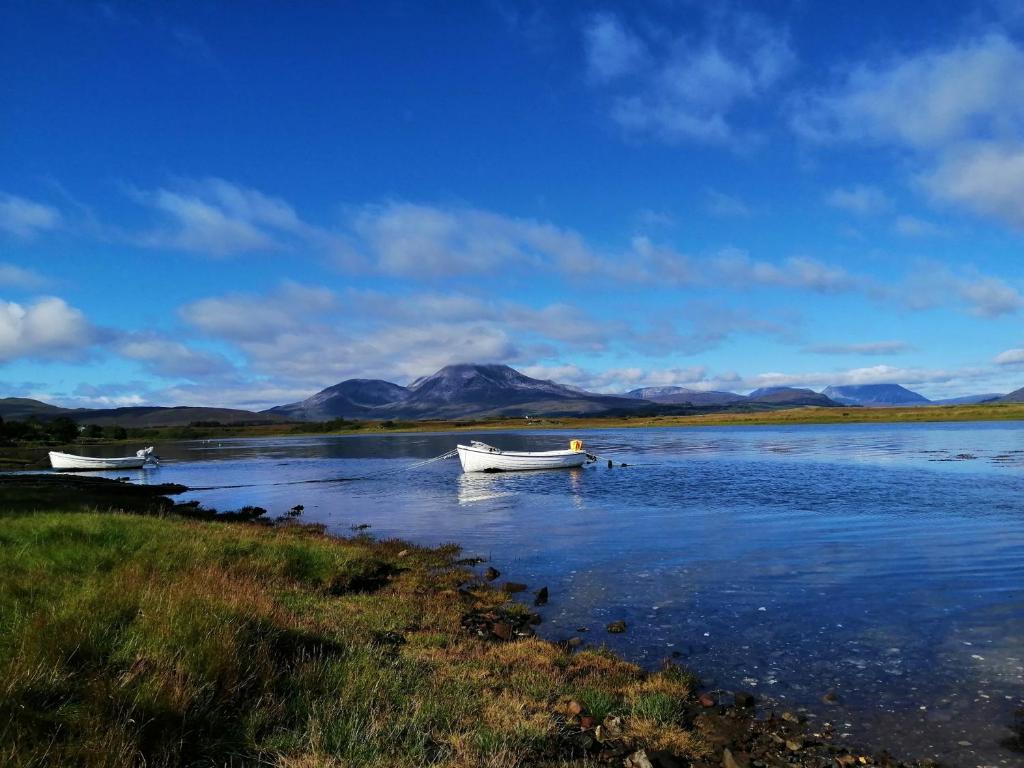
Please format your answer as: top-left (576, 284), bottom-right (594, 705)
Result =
top-left (455, 443), bottom-right (585, 459)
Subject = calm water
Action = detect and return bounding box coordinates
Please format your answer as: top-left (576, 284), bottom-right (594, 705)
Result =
top-left (82, 423), bottom-right (1023, 766)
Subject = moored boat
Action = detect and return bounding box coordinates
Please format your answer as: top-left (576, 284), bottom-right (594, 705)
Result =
top-left (48, 447), bottom-right (157, 471)
top-left (456, 440), bottom-right (592, 473)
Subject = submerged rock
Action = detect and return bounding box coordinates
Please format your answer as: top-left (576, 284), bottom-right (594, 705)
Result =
top-left (534, 586), bottom-right (549, 606)
top-left (606, 620), bottom-right (628, 633)
top-left (733, 691), bottom-right (756, 708)
top-left (483, 566), bottom-right (500, 581)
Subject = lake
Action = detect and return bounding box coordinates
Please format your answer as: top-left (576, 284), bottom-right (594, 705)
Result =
top-left (86, 422), bottom-right (1024, 766)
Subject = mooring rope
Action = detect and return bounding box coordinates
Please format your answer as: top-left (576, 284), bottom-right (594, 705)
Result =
top-left (188, 449), bottom-right (460, 490)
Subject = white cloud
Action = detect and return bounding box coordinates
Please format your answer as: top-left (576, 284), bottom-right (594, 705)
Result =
top-left (583, 12), bottom-right (648, 82)
top-left (994, 348), bottom-right (1024, 366)
top-left (585, 10), bottom-right (794, 146)
top-left (792, 34), bottom-right (1024, 148)
top-left (0, 263), bottom-right (47, 289)
top-left (902, 265), bottom-right (1024, 317)
top-left (130, 178), bottom-right (330, 257)
top-left (892, 214), bottom-right (946, 238)
top-left (956, 274), bottom-right (1024, 317)
top-left (180, 281), bottom-right (336, 341)
top-left (804, 341), bottom-right (911, 355)
top-left (116, 333), bottom-right (233, 379)
top-left (792, 35), bottom-right (1024, 230)
top-left (0, 297), bottom-right (94, 362)
top-left (704, 189), bottom-right (751, 217)
top-left (0, 194), bottom-right (62, 239)
top-left (712, 251), bottom-right (859, 293)
top-left (826, 185), bottom-right (891, 215)
top-left (922, 142), bottom-right (1024, 229)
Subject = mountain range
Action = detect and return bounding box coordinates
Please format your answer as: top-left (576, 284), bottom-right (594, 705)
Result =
top-left (3, 364), bottom-right (1022, 426)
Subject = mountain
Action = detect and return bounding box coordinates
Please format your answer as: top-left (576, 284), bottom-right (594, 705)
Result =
top-left (931, 394), bottom-right (1004, 405)
top-left (626, 386), bottom-right (747, 406)
top-left (269, 379), bottom-right (410, 420)
top-left (822, 384), bottom-right (930, 407)
top-left (380, 363), bottom-right (641, 419)
top-left (997, 387), bottom-right (1024, 403)
top-left (747, 387), bottom-right (839, 407)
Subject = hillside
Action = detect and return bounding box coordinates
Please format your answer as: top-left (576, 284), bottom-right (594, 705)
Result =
top-left (380, 364), bottom-right (644, 419)
top-left (625, 386), bottom-right (747, 406)
top-left (268, 379), bottom-right (410, 420)
top-left (822, 384), bottom-right (930, 406)
top-left (0, 398), bottom-right (286, 428)
top-left (747, 387), bottom-right (839, 407)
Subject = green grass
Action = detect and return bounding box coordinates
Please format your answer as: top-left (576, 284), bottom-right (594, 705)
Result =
top-left (0, 511), bottom-right (706, 767)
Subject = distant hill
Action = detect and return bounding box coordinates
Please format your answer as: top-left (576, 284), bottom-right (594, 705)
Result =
top-left (625, 386), bottom-right (747, 406)
top-left (0, 397), bottom-right (68, 420)
top-left (268, 364), bottom-right (658, 421)
top-left (997, 387), bottom-right (1024, 403)
top-left (268, 379), bottom-right (410, 420)
top-left (13, 366), bottom-right (1013, 426)
top-left (931, 394), bottom-right (1004, 405)
top-left (379, 364), bottom-right (642, 419)
top-left (747, 387), bottom-right (839, 407)
top-left (67, 407), bottom-right (289, 428)
top-left (822, 384), bottom-right (930, 406)
top-left (0, 397), bottom-right (287, 428)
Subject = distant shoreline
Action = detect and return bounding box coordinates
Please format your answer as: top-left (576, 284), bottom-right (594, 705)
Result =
top-left (4, 402), bottom-right (1024, 469)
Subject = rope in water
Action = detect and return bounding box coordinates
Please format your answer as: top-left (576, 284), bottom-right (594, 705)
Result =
top-left (189, 449), bottom-right (460, 490)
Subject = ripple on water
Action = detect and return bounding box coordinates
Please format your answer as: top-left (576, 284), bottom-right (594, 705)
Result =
top-left (81, 421), bottom-right (1024, 766)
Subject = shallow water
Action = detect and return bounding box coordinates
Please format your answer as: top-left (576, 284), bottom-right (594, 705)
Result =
top-left (82, 423), bottom-right (1024, 766)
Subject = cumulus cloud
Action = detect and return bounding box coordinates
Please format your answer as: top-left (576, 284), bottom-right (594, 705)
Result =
top-left (922, 142), bottom-right (1024, 229)
top-left (792, 35), bottom-right (1024, 230)
top-left (116, 333), bottom-right (234, 379)
top-left (180, 281), bottom-right (336, 341)
top-left (0, 193), bottom-right (62, 239)
top-left (0, 297), bottom-right (95, 362)
top-left (826, 185), bottom-right (891, 215)
top-left (583, 9), bottom-right (794, 145)
top-left (792, 34), bottom-right (1024, 147)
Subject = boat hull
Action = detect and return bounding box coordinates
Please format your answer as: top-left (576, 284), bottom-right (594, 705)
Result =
top-left (456, 444), bottom-right (589, 472)
top-left (48, 452), bottom-right (148, 471)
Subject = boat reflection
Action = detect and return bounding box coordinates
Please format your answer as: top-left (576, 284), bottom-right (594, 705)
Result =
top-left (455, 466), bottom-right (588, 507)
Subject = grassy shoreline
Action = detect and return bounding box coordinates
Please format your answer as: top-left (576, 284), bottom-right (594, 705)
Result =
top-left (0, 479), bottom-right (938, 767)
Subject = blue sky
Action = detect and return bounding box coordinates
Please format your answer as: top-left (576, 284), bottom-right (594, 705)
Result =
top-left (3, 0), bottom-right (1024, 409)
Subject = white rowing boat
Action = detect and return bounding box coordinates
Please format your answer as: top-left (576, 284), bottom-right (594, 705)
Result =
top-left (456, 440), bottom-right (592, 473)
top-left (49, 447), bottom-right (157, 471)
